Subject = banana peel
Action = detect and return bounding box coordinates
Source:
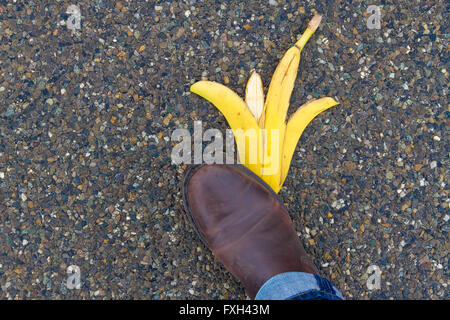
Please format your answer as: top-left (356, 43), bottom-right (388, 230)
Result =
top-left (190, 14), bottom-right (339, 193)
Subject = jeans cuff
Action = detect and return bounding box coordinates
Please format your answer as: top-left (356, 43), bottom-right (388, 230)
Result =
top-left (254, 272), bottom-right (344, 300)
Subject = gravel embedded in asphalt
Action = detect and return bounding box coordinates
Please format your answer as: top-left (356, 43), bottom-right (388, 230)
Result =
top-left (0, 0), bottom-right (448, 299)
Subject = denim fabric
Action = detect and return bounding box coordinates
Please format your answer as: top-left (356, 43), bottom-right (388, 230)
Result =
top-left (254, 272), bottom-right (344, 300)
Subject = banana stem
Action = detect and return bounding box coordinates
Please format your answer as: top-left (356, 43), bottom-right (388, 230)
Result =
top-left (295, 14), bottom-right (322, 52)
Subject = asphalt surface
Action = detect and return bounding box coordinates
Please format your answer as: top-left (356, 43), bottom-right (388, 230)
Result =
top-left (0, 0), bottom-right (448, 299)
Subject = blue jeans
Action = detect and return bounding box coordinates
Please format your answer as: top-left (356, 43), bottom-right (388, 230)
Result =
top-left (255, 272), bottom-right (344, 300)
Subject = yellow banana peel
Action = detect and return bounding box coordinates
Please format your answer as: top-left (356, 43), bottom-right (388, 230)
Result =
top-left (190, 14), bottom-right (339, 193)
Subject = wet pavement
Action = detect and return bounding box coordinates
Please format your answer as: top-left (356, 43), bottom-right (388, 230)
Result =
top-left (0, 1), bottom-right (448, 299)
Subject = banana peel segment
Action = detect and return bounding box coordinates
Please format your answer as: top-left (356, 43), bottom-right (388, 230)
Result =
top-left (190, 81), bottom-right (262, 175)
top-left (281, 97), bottom-right (339, 188)
top-left (245, 70), bottom-right (264, 124)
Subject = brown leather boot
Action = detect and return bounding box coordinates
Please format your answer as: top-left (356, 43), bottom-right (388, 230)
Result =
top-left (182, 164), bottom-right (319, 299)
